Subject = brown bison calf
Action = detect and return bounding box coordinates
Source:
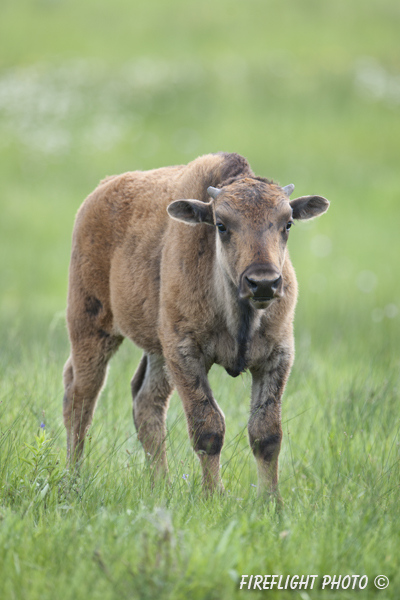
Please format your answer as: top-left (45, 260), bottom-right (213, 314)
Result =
top-left (63, 152), bottom-right (329, 497)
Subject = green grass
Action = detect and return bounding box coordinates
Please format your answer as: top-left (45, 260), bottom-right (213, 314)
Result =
top-left (1, 0), bottom-right (400, 598)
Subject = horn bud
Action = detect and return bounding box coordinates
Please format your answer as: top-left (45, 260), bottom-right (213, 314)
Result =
top-left (207, 186), bottom-right (221, 199)
top-left (283, 184), bottom-right (295, 197)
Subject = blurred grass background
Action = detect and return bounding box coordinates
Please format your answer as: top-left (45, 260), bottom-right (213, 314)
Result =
top-left (0, 0), bottom-right (400, 598)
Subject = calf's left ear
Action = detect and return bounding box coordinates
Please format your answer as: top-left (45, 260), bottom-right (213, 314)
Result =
top-left (167, 199), bottom-right (214, 226)
top-left (290, 195), bottom-right (330, 220)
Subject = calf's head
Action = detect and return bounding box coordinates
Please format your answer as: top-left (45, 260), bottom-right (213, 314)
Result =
top-left (167, 178), bottom-right (329, 308)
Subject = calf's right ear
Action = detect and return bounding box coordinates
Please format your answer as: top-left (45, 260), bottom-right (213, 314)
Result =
top-left (167, 199), bottom-right (214, 226)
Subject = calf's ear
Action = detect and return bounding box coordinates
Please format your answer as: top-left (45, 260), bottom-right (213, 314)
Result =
top-left (290, 195), bottom-right (330, 220)
top-left (167, 199), bottom-right (214, 226)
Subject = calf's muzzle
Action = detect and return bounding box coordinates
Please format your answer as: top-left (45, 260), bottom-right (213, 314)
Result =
top-left (239, 265), bottom-right (283, 303)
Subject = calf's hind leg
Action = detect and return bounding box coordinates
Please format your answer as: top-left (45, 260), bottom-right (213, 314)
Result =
top-left (63, 332), bottom-right (122, 463)
top-left (131, 353), bottom-right (173, 477)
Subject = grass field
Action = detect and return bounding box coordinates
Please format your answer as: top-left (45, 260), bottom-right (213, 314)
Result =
top-left (1, 0), bottom-right (400, 598)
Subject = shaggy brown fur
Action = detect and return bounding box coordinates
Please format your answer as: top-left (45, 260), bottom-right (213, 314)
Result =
top-left (63, 152), bottom-right (329, 497)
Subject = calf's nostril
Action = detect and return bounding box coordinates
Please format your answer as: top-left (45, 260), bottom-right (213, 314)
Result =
top-left (270, 276), bottom-right (282, 292)
top-left (245, 277), bottom-right (258, 292)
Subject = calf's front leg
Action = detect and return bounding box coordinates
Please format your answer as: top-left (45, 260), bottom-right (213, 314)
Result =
top-left (249, 346), bottom-right (293, 499)
top-left (166, 349), bottom-right (225, 493)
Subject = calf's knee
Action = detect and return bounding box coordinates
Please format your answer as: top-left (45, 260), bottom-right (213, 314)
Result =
top-left (194, 431), bottom-right (224, 456)
top-left (189, 401), bottom-right (226, 456)
top-left (249, 431), bottom-right (282, 462)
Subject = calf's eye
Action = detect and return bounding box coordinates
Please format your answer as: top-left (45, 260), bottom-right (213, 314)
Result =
top-left (286, 221), bottom-right (293, 232)
top-left (217, 222), bottom-right (227, 233)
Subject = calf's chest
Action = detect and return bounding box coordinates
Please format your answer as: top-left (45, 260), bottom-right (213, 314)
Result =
top-left (208, 326), bottom-right (273, 378)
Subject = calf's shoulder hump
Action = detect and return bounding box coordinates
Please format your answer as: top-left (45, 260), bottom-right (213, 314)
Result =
top-left (72, 152), bottom-right (254, 251)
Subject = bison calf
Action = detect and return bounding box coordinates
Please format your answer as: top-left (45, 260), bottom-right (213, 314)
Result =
top-left (63, 152), bottom-right (329, 497)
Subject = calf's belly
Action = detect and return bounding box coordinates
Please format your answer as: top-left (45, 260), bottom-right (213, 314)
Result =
top-left (109, 258), bottom-right (162, 355)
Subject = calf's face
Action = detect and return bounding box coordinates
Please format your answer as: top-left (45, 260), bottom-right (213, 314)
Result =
top-left (168, 178), bottom-right (329, 308)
